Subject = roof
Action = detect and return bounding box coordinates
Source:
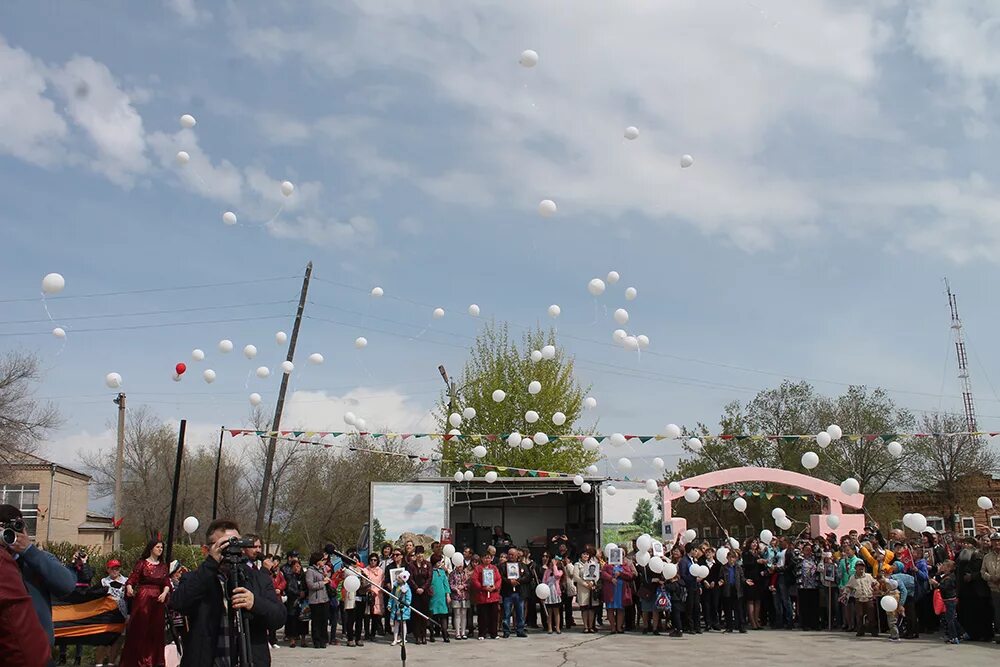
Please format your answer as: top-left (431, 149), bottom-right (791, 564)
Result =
top-left (3, 450), bottom-right (91, 481)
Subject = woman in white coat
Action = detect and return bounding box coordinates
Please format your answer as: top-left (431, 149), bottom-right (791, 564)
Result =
top-left (573, 550), bottom-right (599, 633)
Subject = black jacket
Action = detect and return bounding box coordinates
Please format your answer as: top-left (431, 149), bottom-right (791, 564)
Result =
top-left (170, 557), bottom-right (285, 667)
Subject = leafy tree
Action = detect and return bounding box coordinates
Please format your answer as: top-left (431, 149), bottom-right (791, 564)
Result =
top-left (435, 321), bottom-right (599, 475)
top-left (372, 517), bottom-right (386, 547)
top-left (0, 351), bottom-right (60, 468)
top-left (632, 498), bottom-right (656, 533)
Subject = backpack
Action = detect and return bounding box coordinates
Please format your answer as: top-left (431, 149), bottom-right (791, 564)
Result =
top-left (655, 587), bottom-right (671, 612)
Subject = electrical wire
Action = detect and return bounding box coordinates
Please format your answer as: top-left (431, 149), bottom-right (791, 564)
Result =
top-left (0, 314), bottom-right (292, 337)
top-left (0, 275), bottom-right (299, 303)
top-left (0, 300), bottom-right (296, 326)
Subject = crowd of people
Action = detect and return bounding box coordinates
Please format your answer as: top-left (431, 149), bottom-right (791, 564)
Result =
top-left (5, 496), bottom-right (1000, 667)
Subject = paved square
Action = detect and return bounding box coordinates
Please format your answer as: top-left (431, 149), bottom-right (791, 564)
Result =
top-left (271, 629), bottom-right (1000, 666)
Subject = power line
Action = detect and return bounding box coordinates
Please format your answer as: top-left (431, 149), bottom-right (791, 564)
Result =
top-left (0, 314), bottom-right (291, 337)
top-left (0, 299), bottom-right (296, 326)
top-left (0, 275), bottom-right (299, 304)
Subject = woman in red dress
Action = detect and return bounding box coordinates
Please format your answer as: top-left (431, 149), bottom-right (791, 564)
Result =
top-left (121, 538), bottom-right (170, 667)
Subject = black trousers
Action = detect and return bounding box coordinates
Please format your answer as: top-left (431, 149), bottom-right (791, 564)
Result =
top-left (411, 597), bottom-right (429, 639)
top-left (477, 602), bottom-right (499, 638)
top-left (799, 588), bottom-right (820, 630)
top-left (364, 613), bottom-right (380, 639)
top-left (722, 595), bottom-right (743, 631)
top-left (563, 594), bottom-right (575, 626)
top-left (343, 608), bottom-right (362, 642)
top-left (310, 603), bottom-right (330, 647)
top-left (669, 603), bottom-right (683, 632)
top-left (703, 587), bottom-right (720, 628)
top-left (685, 587), bottom-right (701, 632)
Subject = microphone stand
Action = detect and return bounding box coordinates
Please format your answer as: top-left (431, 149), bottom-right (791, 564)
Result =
top-left (331, 550), bottom-right (441, 667)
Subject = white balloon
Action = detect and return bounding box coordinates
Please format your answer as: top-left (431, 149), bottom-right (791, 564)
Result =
top-left (528, 380), bottom-right (542, 395)
top-left (449, 413), bottom-right (463, 428)
top-left (772, 508), bottom-right (786, 520)
top-left (191, 349), bottom-right (205, 361)
top-left (613, 329), bottom-right (628, 343)
top-left (308, 353), bottom-right (324, 365)
top-left (760, 529), bottom-right (774, 544)
top-left (468, 304), bottom-right (480, 317)
top-left (827, 424), bottom-right (843, 440)
top-left (343, 574), bottom-right (361, 593)
top-left (978, 496), bottom-right (993, 510)
top-left (614, 308), bottom-right (629, 325)
top-left (729, 537), bottom-right (740, 550)
top-left (905, 513), bottom-right (927, 532)
top-left (662, 562), bottom-right (678, 580)
top-left (276, 331), bottom-right (288, 344)
top-left (683, 488), bottom-right (700, 503)
top-left (507, 432), bottom-right (521, 447)
top-left (840, 478), bottom-right (860, 496)
top-left (538, 199), bottom-right (557, 217)
top-left (442, 544), bottom-right (456, 558)
top-left (222, 211), bottom-right (237, 225)
top-left (179, 114), bottom-right (197, 129)
top-left (636, 550), bottom-right (651, 567)
top-left (530, 350), bottom-right (543, 363)
top-left (604, 543), bottom-right (618, 558)
top-left (816, 432), bottom-right (832, 448)
top-left (218, 339), bottom-right (233, 353)
top-left (687, 437), bottom-right (703, 453)
top-left (255, 366), bottom-right (270, 378)
top-left (203, 369), bottom-right (216, 383)
top-left (606, 485), bottom-right (617, 496)
top-left (887, 441), bottom-right (903, 458)
top-left (776, 517), bottom-right (792, 530)
top-left (668, 481), bottom-right (683, 494)
top-left (433, 307), bottom-right (445, 319)
top-left (610, 433), bottom-right (627, 447)
top-left (243, 344), bottom-right (257, 359)
top-left (617, 457), bottom-right (632, 471)
top-left (535, 584), bottom-right (550, 600)
top-left (573, 474), bottom-right (585, 486)
top-left (679, 154), bottom-right (694, 168)
top-left (520, 437), bottom-right (534, 450)
top-left (880, 595), bottom-right (899, 613)
top-left (716, 547), bottom-right (729, 564)
top-left (463, 407), bottom-right (477, 420)
top-left (552, 412), bottom-right (566, 426)
top-left (175, 150), bottom-right (190, 165)
top-left (52, 327), bottom-right (66, 339)
top-left (645, 479), bottom-right (658, 494)
top-left (280, 181), bottom-right (295, 196)
top-left (826, 515), bottom-right (841, 529)
top-left (587, 279), bottom-right (606, 296)
top-left (624, 126), bottom-right (639, 140)
top-left (41, 272), bottom-right (66, 294)
top-left (182, 516), bottom-right (199, 534)
top-left (648, 556), bottom-right (665, 573)
top-left (281, 360), bottom-right (294, 374)
top-left (454, 471), bottom-right (464, 483)
top-left (625, 287), bottom-right (637, 301)
top-left (492, 389), bottom-right (507, 403)
top-left (452, 552), bottom-right (466, 568)
top-left (448, 429), bottom-right (460, 436)
top-left (652, 457), bottom-right (665, 469)
top-left (636, 534), bottom-right (653, 552)
top-left (733, 497), bottom-right (747, 512)
top-left (525, 410), bottom-right (539, 423)
top-left (580, 482), bottom-right (591, 494)
top-left (801, 451), bottom-right (820, 469)
top-left (548, 304), bottom-right (561, 318)
top-left (354, 336), bottom-right (368, 349)
top-left (105, 372), bottom-right (122, 388)
top-left (485, 471), bottom-right (499, 483)
top-left (541, 345), bottom-right (556, 360)
top-left (519, 50), bottom-right (539, 67)
top-left (371, 286), bottom-right (384, 297)
top-left (249, 393), bottom-right (262, 406)
top-left (533, 432), bottom-right (549, 445)
top-left (606, 271), bottom-right (620, 284)
top-left (582, 436), bottom-right (599, 451)
top-left (463, 470), bottom-right (474, 481)
top-left (637, 334), bottom-right (650, 349)
top-left (623, 336), bottom-right (639, 351)
top-left (664, 424), bottom-right (682, 439)
top-left (344, 412), bottom-right (358, 426)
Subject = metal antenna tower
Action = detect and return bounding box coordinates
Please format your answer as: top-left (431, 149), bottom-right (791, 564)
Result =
top-left (945, 278), bottom-right (977, 432)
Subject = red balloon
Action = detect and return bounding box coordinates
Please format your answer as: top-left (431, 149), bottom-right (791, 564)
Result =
top-left (175, 363), bottom-right (187, 375)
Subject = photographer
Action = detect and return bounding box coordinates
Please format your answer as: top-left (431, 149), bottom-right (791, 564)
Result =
top-left (0, 545), bottom-right (51, 667)
top-left (0, 504), bottom-right (77, 644)
top-left (170, 519), bottom-right (285, 666)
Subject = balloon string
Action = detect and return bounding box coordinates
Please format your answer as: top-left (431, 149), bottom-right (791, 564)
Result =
top-left (266, 203), bottom-right (285, 225)
top-left (40, 293), bottom-right (54, 322)
top-left (244, 369), bottom-right (252, 390)
top-left (355, 350), bottom-right (372, 379)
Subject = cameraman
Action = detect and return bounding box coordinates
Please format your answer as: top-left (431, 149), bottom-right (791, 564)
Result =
top-left (0, 545), bottom-right (51, 667)
top-left (170, 519), bottom-right (285, 666)
top-left (0, 504), bottom-right (77, 645)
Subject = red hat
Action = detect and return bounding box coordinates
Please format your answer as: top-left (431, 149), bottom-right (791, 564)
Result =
top-left (107, 559), bottom-right (121, 569)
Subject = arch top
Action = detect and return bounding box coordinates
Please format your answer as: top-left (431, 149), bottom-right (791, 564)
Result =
top-left (665, 466), bottom-right (864, 509)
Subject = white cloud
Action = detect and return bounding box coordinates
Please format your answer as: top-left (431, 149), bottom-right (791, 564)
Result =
top-left (0, 36), bottom-right (68, 165)
top-left (147, 128), bottom-right (244, 203)
top-left (50, 56), bottom-right (150, 186)
top-left (282, 388), bottom-right (437, 436)
top-left (267, 214), bottom-right (377, 248)
top-left (164, 0), bottom-right (211, 25)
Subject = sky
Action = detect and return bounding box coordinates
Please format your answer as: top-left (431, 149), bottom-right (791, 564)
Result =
top-left (2, 1), bottom-right (1000, 519)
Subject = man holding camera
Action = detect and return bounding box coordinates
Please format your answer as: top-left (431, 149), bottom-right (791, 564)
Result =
top-left (1, 504), bottom-right (77, 649)
top-left (170, 519), bottom-right (285, 666)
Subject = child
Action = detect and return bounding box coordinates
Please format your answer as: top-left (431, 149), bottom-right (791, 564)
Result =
top-left (879, 577), bottom-right (900, 641)
top-left (388, 570), bottom-right (413, 646)
top-left (428, 555), bottom-right (452, 642)
top-left (844, 561), bottom-right (878, 637)
top-left (720, 549), bottom-right (746, 633)
top-left (663, 569), bottom-right (686, 637)
top-left (933, 560), bottom-right (965, 644)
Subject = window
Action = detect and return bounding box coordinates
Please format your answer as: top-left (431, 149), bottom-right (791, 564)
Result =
top-left (730, 526), bottom-right (740, 539)
top-left (745, 525), bottom-right (753, 537)
top-left (991, 516), bottom-right (1000, 530)
top-left (926, 516), bottom-right (945, 533)
top-left (962, 517), bottom-right (975, 537)
top-left (0, 484), bottom-right (40, 536)
top-left (702, 527), bottom-right (713, 538)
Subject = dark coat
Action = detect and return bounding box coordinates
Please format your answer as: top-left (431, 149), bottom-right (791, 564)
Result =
top-left (170, 557), bottom-right (285, 667)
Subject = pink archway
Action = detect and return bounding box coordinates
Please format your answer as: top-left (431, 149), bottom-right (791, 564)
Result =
top-left (662, 466), bottom-right (865, 541)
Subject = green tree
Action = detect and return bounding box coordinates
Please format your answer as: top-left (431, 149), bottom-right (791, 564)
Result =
top-left (372, 517), bottom-right (386, 547)
top-left (435, 321), bottom-right (599, 475)
top-left (632, 498), bottom-right (656, 533)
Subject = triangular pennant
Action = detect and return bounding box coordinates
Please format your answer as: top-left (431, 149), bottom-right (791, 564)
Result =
top-left (738, 490), bottom-right (746, 497)
top-left (765, 493), bottom-right (774, 500)
top-left (639, 436), bottom-right (654, 443)
top-left (229, 429), bottom-right (242, 438)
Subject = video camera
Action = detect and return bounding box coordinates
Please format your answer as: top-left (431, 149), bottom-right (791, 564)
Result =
top-left (221, 536), bottom-right (257, 564)
top-left (1, 518), bottom-right (26, 546)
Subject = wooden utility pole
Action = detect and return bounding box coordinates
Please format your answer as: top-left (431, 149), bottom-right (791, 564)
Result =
top-left (112, 392), bottom-right (125, 550)
top-left (437, 365), bottom-right (459, 476)
top-left (256, 261), bottom-right (312, 533)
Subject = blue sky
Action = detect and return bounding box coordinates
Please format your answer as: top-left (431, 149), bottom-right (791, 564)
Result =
top-left (2, 1), bottom-right (999, 509)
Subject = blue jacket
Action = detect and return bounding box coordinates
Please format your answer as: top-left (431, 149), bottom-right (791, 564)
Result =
top-left (890, 572), bottom-right (914, 606)
top-left (388, 582), bottom-right (412, 621)
top-left (16, 545), bottom-right (77, 642)
top-left (680, 556), bottom-right (697, 589)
